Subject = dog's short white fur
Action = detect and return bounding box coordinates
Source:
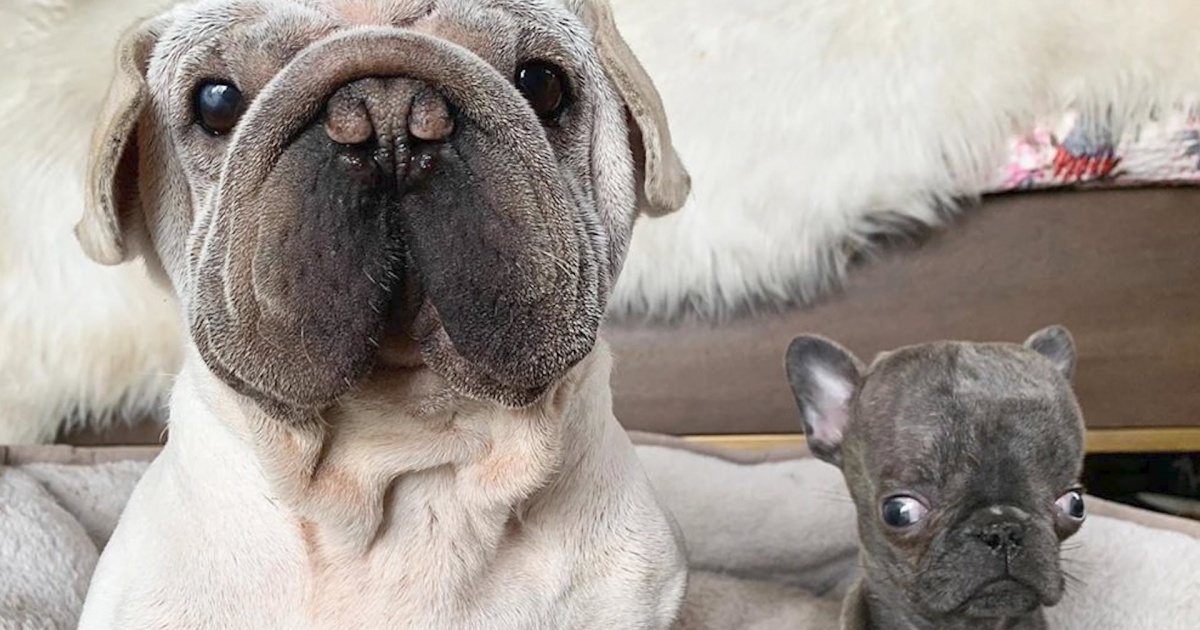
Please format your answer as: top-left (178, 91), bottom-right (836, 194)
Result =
top-left (81, 345), bottom-right (685, 628)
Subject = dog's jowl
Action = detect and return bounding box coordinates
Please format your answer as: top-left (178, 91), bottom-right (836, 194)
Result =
top-left (74, 0), bottom-right (690, 628)
top-left (785, 326), bottom-right (1087, 630)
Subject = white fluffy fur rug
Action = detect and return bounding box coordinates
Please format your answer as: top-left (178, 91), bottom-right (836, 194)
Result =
top-left (607, 0), bottom-right (1200, 320)
top-left (2, 443), bottom-right (1198, 629)
top-left (0, 0), bottom-right (182, 443)
top-left (4, 0), bottom-right (1200, 441)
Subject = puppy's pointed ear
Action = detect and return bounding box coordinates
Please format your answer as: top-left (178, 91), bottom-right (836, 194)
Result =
top-left (1024, 325), bottom-right (1076, 382)
top-left (568, 0), bottom-right (690, 216)
top-left (785, 335), bottom-right (863, 466)
top-left (77, 16), bottom-right (166, 265)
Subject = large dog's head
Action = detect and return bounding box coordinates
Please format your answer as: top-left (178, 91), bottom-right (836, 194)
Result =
top-left (77, 0), bottom-right (688, 413)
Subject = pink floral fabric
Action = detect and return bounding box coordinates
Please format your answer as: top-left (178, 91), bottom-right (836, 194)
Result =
top-left (989, 108), bottom-right (1200, 193)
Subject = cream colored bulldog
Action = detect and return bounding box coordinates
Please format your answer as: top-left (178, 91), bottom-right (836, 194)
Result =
top-left (75, 0), bottom-right (690, 627)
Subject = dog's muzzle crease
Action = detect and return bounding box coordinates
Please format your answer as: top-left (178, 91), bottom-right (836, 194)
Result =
top-left (188, 29), bottom-right (602, 414)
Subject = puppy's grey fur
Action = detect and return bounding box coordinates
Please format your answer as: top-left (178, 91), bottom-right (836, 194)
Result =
top-left (786, 327), bottom-right (1087, 630)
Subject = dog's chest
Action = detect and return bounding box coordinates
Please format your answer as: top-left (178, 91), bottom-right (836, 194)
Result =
top-left (292, 473), bottom-right (581, 628)
top-left (106, 462), bottom-right (591, 629)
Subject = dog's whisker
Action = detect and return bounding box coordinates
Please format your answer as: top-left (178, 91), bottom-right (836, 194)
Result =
top-left (813, 490), bottom-right (855, 504)
top-left (535, 248), bottom-right (575, 277)
top-left (1060, 568), bottom-right (1088, 594)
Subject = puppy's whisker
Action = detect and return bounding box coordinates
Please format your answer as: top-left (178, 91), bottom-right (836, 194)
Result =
top-left (814, 490), bottom-right (855, 504)
top-left (1058, 556), bottom-right (1096, 572)
top-left (1060, 568), bottom-right (1088, 593)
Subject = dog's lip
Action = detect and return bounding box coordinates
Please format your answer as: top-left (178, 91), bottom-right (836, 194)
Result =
top-left (976, 577), bottom-right (1032, 591)
top-left (377, 319), bottom-right (425, 369)
top-left (960, 578), bottom-right (1041, 616)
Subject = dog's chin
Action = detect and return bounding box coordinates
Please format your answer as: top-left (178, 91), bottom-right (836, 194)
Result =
top-left (377, 334), bottom-right (425, 371)
top-left (960, 579), bottom-right (1042, 618)
top-left (374, 276), bottom-right (426, 369)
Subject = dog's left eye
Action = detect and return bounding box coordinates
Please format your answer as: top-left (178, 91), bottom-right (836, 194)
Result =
top-left (514, 60), bottom-right (570, 122)
top-left (881, 495), bottom-right (928, 529)
top-left (194, 82), bottom-right (246, 136)
top-left (1055, 490), bottom-right (1086, 521)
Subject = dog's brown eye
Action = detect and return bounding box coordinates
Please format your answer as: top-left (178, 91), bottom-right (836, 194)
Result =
top-left (514, 60), bottom-right (569, 121)
top-left (195, 82), bottom-right (245, 136)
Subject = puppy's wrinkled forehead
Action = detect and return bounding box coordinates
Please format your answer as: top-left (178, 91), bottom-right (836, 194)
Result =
top-left (855, 344), bottom-right (1083, 485)
top-left (155, 0), bottom-right (580, 93)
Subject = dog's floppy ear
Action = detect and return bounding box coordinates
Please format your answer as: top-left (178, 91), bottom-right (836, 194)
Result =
top-left (568, 0), bottom-right (689, 217)
top-left (1024, 325), bottom-right (1076, 382)
top-left (77, 16), bottom-right (166, 265)
top-left (785, 335), bottom-right (864, 466)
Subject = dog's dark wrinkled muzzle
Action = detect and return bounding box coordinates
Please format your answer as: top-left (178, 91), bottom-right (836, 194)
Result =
top-left (915, 507), bottom-right (1065, 620)
top-left (188, 29), bottom-right (603, 413)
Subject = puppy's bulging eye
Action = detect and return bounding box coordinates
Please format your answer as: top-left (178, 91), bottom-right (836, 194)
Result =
top-left (881, 495), bottom-right (928, 529)
top-left (514, 60), bottom-right (570, 122)
top-left (1056, 490), bottom-right (1086, 521)
top-left (195, 82), bottom-right (246, 136)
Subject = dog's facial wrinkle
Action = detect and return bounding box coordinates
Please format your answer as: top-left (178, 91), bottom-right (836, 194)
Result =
top-left (147, 0), bottom-right (628, 412)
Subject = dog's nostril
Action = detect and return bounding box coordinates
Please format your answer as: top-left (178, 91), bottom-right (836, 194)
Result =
top-left (977, 522), bottom-right (1025, 552)
top-left (325, 99), bottom-right (374, 146)
top-left (335, 150), bottom-right (383, 187)
top-left (409, 89), bottom-right (454, 142)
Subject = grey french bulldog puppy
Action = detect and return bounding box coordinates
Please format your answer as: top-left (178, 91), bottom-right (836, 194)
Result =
top-left (785, 326), bottom-right (1088, 630)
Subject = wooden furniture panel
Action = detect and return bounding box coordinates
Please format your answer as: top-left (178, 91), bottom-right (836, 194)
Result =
top-left (606, 188), bottom-right (1200, 449)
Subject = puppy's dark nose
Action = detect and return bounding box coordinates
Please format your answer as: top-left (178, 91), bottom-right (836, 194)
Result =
top-left (975, 521), bottom-right (1025, 554)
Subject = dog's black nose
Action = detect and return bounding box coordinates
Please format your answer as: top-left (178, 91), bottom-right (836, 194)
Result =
top-left (975, 521), bottom-right (1025, 554)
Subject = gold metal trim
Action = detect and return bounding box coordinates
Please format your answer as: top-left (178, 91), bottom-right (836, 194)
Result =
top-left (682, 429), bottom-right (1200, 454)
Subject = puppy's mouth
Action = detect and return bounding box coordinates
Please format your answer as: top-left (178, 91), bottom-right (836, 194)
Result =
top-left (188, 29), bottom-right (603, 413)
top-left (960, 579), bottom-right (1041, 618)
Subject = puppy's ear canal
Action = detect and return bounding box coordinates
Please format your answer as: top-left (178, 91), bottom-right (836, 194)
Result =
top-left (569, 0), bottom-right (690, 217)
top-left (785, 336), bottom-right (863, 466)
top-left (77, 16), bottom-right (165, 265)
top-left (1025, 325), bottom-right (1076, 382)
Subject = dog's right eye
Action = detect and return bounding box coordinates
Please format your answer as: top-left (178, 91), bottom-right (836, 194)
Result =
top-left (881, 495), bottom-right (928, 529)
top-left (514, 60), bottom-right (570, 123)
top-left (194, 82), bottom-right (246, 136)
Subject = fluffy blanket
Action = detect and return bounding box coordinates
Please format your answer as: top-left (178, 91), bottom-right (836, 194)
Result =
top-left (607, 0), bottom-right (1200, 320)
top-left (2, 440), bottom-right (1198, 629)
top-left (7, 0), bottom-right (1200, 444)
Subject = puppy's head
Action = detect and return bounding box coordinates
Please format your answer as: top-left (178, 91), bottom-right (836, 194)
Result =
top-left (78, 0), bottom-right (688, 413)
top-left (785, 326), bottom-right (1086, 621)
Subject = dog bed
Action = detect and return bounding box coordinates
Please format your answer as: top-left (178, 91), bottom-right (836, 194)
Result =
top-left (2, 436), bottom-right (1197, 629)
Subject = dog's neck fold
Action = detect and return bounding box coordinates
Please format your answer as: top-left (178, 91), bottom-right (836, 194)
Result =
top-left (174, 341), bottom-right (600, 552)
top-left (844, 576), bottom-right (1048, 630)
